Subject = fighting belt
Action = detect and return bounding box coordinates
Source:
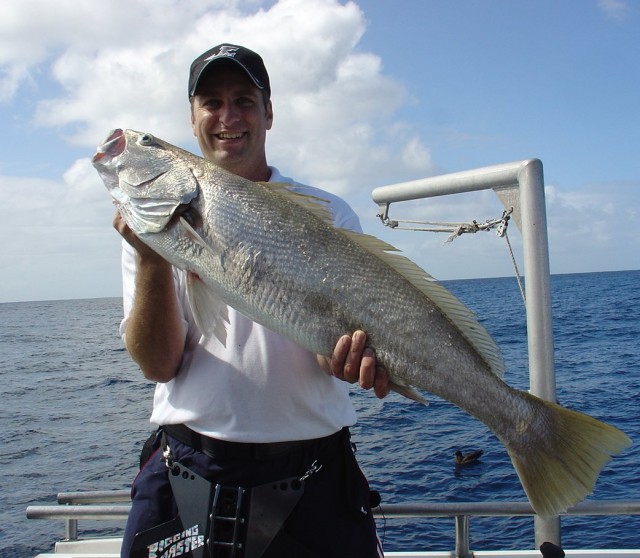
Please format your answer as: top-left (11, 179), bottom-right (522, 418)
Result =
top-left (130, 460), bottom-right (318, 558)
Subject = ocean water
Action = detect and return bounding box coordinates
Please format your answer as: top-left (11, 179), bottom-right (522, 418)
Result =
top-left (1, 270), bottom-right (639, 556)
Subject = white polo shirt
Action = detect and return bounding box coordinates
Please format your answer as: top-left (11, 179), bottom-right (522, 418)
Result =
top-left (120, 166), bottom-right (359, 443)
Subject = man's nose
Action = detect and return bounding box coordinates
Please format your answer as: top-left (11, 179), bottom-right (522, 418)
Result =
top-left (219, 102), bottom-right (240, 125)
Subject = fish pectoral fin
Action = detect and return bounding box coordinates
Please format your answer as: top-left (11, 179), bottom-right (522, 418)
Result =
top-left (177, 215), bottom-right (229, 345)
top-left (389, 380), bottom-right (428, 405)
top-left (178, 216), bottom-right (212, 251)
top-left (186, 273), bottom-right (229, 347)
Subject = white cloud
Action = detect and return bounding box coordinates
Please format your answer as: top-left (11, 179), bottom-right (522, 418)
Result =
top-left (0, 0), bottom-right (214, 100)
top-left (545, 182), bottom-right (639, 272)
top-left (401, 136), bottom-right (434, 173)
top-left (1, 162), bottom-right (113, 241)
top-left (597, 0), bottom-right (630, 22)
top-left (2, 0), bottom-right (430, 197)
top-left (0, 170), bottom-right (121, 302)
top-left (1, 0), bottom-right (441, 301)
top-left (34, 45), bottom-right (192, 146)
top-left (1, 0), bottom-right (637, 302)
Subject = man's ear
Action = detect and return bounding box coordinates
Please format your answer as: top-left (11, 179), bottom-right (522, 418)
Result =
top-left (265, 99), bottom-right (274, 131)
top-left (190, 99), bottom-right (197, 136)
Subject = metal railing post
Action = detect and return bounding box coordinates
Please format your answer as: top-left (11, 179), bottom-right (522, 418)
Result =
top-left (64, 518), bottom-right (78, 541)
top-left (517, 160), bottom-right (561, 547)
top-left (453, 514), bottom-right (472, 557)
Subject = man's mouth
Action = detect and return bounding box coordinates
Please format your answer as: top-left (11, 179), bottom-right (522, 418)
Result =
top-left (216, 132), bottom-right (245, 140)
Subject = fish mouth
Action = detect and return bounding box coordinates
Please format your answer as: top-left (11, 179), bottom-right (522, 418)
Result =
top-left (93, 129), bottom-right (126, 163)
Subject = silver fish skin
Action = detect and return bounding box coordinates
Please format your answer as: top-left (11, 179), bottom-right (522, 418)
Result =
top-left (93, 128), bottom-right (631, 518)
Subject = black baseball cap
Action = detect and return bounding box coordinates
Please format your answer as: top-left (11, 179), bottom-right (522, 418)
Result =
top-left (188, 43), bottom-right (271, 98)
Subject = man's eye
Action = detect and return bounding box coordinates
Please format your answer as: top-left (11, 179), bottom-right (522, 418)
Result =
top-left (197, 97), bottom-right (218, 108)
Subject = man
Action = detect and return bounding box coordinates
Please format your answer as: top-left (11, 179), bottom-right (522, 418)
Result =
top-left (114, 43), bottom-right (388, 558)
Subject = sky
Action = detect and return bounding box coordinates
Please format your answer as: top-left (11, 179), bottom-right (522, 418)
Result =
top-left (1, 0), bottom-right (638, 303)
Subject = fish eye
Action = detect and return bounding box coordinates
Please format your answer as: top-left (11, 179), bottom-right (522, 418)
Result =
top-left (139, 134), bottom-right (155, 146)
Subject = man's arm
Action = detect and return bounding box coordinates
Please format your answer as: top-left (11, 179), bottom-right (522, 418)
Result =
top-left (114, 211), bottom-right (186, 383)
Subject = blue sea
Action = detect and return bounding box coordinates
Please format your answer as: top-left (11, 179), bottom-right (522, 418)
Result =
top-left (1, 270), bottom-right (639, 557)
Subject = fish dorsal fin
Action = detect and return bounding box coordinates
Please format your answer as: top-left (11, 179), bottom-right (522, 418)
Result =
top-left (263, 180), bottom-right (504, 377)
top-left (342, 229), bottom-right (506, 378)
top-left (258, 182), bottom-right (334, 223)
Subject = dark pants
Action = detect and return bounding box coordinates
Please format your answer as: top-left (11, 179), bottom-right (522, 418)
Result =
top-left (121, 428), bottom-right (383, 558)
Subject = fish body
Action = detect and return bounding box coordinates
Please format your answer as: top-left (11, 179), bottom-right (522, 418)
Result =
top-left (93, 129), bottom-right (631, 518)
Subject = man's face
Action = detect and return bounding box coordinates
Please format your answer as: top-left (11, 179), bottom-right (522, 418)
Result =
top-left (190, 64), bottom-right (273, 181)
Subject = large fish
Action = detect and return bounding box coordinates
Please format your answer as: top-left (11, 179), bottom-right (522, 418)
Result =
top-left (93, 128), bottom-right (631, 518)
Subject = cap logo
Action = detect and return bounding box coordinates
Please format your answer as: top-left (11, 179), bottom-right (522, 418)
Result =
top-left (204, 45), bottom-right (239, 62)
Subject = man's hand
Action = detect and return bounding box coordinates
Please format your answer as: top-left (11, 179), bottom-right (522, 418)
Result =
top-left (318, 330), bottom-right (390, 399)
top-left (113, 210), bottom-right (161, 259)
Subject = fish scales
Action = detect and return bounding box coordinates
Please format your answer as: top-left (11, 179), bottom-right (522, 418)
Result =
top-left (93, 129), bottom-right (631, 518)
top-left (204, 170), bottom-right (483, 400)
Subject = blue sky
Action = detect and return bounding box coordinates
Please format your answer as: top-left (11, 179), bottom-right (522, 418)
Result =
top-left (1, 0), bottom-right (638, 302)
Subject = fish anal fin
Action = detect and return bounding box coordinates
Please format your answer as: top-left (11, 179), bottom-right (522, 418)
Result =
top-left (389, 380), bottom-right (428, 405)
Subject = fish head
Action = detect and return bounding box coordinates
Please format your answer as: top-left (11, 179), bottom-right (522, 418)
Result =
top-left (92, 129), bottom-right (199, 235)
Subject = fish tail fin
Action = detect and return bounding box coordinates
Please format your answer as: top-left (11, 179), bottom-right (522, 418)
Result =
top-left (505, 394), bottom-right (631, 518)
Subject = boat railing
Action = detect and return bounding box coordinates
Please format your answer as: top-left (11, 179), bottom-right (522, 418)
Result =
top-left (372, 159), bottom-right (562, 547)
top-left (26, 491), bottom-right (640, 557)
top-left (27, 490), bottom-right (131, 541)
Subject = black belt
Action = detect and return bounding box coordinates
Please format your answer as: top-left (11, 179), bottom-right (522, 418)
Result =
top-left (162, 423), bottom-right (342, 461)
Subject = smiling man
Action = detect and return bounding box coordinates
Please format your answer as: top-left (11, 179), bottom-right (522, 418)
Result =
top-left (114, 43), bottom-right (387, 558)
top-left (189, 50), bottom-right (273, 181)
